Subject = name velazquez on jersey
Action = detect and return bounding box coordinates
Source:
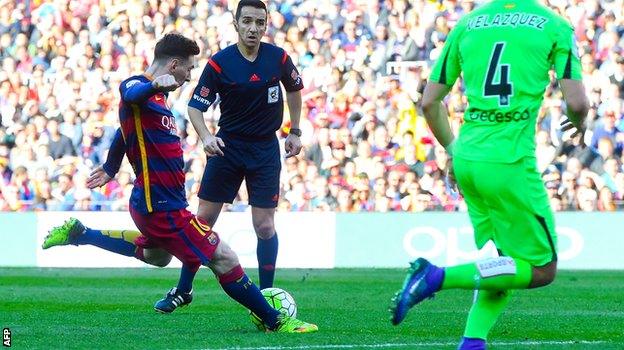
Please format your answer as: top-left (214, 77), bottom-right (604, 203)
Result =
top-left (467, 13), bottom-right (548, 31)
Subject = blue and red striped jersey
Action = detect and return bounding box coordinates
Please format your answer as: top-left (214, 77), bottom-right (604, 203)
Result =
top-left (188, 42), bottom-right (303, 139)
top-left (118, 74), bottom-right (187, 214)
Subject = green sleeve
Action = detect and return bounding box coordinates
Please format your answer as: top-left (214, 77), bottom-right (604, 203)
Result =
top-left (551, 21), bottom-right (582, 80)
top-left (430, 21), bottom-right (465, 86)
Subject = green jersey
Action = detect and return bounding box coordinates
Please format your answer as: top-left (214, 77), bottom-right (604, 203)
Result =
top-left (430, 0), bottom-right (582, 163)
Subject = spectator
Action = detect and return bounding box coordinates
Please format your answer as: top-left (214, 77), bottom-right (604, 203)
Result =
top-left (0, 0), bottom-right (622, 213)
top-left (598, 187), bottom-right (617, 211)
top-left (590, 137), bottom-right (616, 174)
top-left (46, 118), bottom-right (76, 160)
top-left (590, 109), bottom-right (623, 155)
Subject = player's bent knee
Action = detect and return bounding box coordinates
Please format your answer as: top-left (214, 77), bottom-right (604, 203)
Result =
top-left (144, 249), bottom-right (173, 267)
top-left (208, 241), bottom-right (240, 275)
top-left (152, 255), bottom-right (172, 268)
top-left (530, 261), bottom-right (557, 288)
top-left (541, 267), bottom-right (557, 286)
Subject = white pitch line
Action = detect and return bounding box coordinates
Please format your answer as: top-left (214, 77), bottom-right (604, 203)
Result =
top-left (207, 340), bottom-right (607, 350)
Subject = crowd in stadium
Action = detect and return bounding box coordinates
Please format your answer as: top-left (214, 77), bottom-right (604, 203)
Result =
top-left (1, 0), bottom-right (623, 212)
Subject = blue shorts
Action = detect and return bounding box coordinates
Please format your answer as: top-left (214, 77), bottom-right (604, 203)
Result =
top-left (198, 131), bottom-right (281, 208)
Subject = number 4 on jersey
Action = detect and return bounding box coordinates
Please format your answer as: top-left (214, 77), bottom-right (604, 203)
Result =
top-left (484, 42), bottom-right (513, 107)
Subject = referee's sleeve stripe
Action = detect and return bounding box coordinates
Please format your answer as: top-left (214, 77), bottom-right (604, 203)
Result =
top-left (282, 51), bottom-right (288, 64)
top-left (208, 59), bottom-right (222, 74)
top-left (563, 49), bottom-right (572, 79)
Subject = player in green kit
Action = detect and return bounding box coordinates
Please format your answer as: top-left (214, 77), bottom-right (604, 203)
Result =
top-left (389, 0), bottom-right (589, 349)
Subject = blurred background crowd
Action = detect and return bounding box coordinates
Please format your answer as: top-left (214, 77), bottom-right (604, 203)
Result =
top-left (1, 0), bottom-right (623, 212)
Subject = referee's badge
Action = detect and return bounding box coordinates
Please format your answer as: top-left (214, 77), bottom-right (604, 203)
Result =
top-left (200, 86), bottom-right (210, 97)
top-left (268, 85), bottom-right (279, 103)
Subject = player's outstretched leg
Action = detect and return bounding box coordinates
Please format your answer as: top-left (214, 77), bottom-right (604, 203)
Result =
top-left (390, 256), bottom-right (533, 326)
top-left (389, 257), bottom-right (445, 325)
top-left (43, 217), bottom-right (148, 262)
top-left (42, 218), bottom-right (86, 249)
top-left (154, 264), bottom-right (199, 313)
top-left (390, 256), bottom-right (541, 350)
top-left (212, 241), bottom-right (317, 333)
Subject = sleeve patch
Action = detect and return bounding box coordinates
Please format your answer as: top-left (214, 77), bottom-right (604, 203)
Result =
top-left (125, 79), bottom-right (140, 88)
top-left (199, 86), bottom-right (210, 97)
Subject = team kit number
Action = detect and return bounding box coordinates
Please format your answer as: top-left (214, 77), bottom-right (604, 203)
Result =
top-left (484, 42), bottom-right (513, 107)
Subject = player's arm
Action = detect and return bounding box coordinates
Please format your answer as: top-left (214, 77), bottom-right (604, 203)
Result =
top-left (284, 90), bottom-right (302, 158)
top-left (552, 21), bottom-right (589, 135)
top-left (285, 91), bottom-right (302, 131)
top-left (281, 52), bottom-right (304, 158)
top-left (187, 59), bottom-right (223, 157)
top-left (87, 128), bottom-right (125, 189)
top-left (423, 17), bottom-right (464, 156)
top-left (422, 19), bottom-right (464, 187)
top-left (121, 75), bottom-right (178, 103)
top-left (559, 80), bottom-right (589, 135)
top-left (422, 83), bottom-right (455, 152)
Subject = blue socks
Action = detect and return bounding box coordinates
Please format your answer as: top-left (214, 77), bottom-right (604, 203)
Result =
top-left (74, 228), bottom-right (137, 257)
top-left (177, 265), bottom-right (198, 293)
top-left (219, 265), bottom-right (279, 328)
top-left (257, 233), bottom-right (278, 289)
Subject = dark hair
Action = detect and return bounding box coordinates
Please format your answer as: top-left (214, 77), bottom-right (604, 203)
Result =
top-left (154, 32), bottom-right (200, 62)
top-left (235, 0), bottom-right (267, 21)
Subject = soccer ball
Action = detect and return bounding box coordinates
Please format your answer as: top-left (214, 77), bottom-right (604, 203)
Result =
top-left (250, 288), bottom-right (297, 330)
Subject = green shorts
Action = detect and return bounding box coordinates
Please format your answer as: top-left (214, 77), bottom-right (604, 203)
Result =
top-left (453, 156), bottom-right (557, 266)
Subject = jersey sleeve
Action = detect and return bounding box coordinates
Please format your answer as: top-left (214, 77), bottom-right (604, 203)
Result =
top-left (280, 52), bottom-right (304, 92)
top-left (551, 20), bottom-right (582, 81)
top-left (188, 59), bottom-right (220, 112)
top-left (429, 21), bottom-right (465, 86)
top-left (120, 78), bottom-right (156, 103)
top-left (102, 128), bottom-right (125, 178)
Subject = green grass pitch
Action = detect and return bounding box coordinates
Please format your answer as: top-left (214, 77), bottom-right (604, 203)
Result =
top-left (1, 268), bottom-right (623, 349)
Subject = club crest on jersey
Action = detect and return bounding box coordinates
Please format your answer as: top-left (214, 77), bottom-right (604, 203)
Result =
top-left (200, 86), bottom-right (210, 97)
top-left (268, 86), bottom-right (279, 103)
top-left (207, 232), bottom-right (218, 245)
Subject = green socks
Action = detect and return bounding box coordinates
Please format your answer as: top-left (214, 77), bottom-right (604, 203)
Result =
top-left (441, 257), bottom-right (532, 291)
top-left (440, 257), bottom-right (534, 341)
top-left (464, 289), bottom-right (512, 339)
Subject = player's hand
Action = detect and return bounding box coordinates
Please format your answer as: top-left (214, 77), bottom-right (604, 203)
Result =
top-left (202, 135), bottom-right (225, 157)
top-left (560, 117), bottom-right (586, 145)
top-left (152, 74), bottom-right (179, 92)
top-left (446, 157), bottom-right (461, 195)
top-left (86, 166), bottom-right (112, 189)
top-left (284, 133), bottom-right (302, 158)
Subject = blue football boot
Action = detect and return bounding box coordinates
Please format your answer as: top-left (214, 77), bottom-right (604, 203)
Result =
top-left (390, 257), bottom-right (445, 325)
